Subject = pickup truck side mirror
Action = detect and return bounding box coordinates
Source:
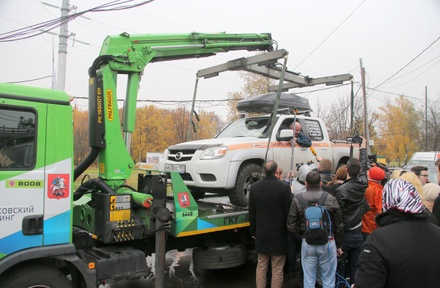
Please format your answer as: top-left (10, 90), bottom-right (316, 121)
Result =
top-left (277, 129), bottom-right (294, 141)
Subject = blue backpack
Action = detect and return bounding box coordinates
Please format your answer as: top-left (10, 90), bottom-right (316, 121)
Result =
top-left (296, 192), bottom-right (330, 245)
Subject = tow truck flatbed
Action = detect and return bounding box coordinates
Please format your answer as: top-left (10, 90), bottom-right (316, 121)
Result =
top-left (135, 168), bottom-right (251, 238)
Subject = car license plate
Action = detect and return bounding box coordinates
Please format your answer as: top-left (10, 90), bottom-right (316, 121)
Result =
top-left (165, 164), bottom-right (186, 173)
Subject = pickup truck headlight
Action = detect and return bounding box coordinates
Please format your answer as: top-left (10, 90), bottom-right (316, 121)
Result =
top-left (199, 146), bottom-right (228, 160)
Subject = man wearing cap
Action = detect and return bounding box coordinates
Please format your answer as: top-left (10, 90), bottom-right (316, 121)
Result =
top-left (290, 164), bottom-right (313, 197)
top-left (361, 167), bottom-right (386, 241)
top-left (353, 178), bottom-right (440, 288)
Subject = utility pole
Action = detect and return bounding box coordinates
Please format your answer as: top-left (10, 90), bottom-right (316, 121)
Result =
top-left (43, 1), bottom-right (90, 90)
top-left (425, 86), bottom-right (428, 151)
top-left (350, 80), bottom-right (354, 135)
top-left (139, 128), bottom-right (142, 162)
top-left (360, 58), bottom-right (370, 154)
top-left (56, 0), bottom-right (70, 91)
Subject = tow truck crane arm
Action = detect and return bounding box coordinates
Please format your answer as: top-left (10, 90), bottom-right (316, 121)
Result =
top-left (75, 32), bottom-right (273, 187)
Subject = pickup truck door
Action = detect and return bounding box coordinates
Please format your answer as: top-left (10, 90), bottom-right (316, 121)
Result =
top-left (272, 119), bottom-right (314, 178)
top-left (301, 118), bottom-right (333, 162)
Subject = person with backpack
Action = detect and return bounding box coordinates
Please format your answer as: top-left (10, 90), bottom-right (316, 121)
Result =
top-left (287, 171), bottom-right (344, 288)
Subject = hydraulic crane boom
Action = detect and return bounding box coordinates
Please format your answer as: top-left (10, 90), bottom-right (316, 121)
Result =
top-left (76, 32), bottom-right (273, 188)
top-left (0, 32), bottom-right (274, 288)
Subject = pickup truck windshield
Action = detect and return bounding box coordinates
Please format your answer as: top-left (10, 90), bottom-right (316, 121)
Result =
top-left (217, 116), bottom-right (277, 138)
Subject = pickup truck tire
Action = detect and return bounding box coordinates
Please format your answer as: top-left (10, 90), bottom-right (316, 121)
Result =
top-left (229, 163), bottom-right (262, 207)
top-left (190, 190), bottom-right (206, 200)
top-left (192, 244), bottom-right (247, 270)
top-left (0, 263), bottom-right (73, 288)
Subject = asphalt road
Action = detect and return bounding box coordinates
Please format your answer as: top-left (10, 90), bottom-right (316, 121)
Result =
top-left (104, 248), bottom-right (301, 288)
top-left (104, 195), bottom-right (301, 288)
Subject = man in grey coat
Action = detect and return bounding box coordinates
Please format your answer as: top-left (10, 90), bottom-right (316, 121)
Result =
top-left (249, 160), bottom-right (292, 288)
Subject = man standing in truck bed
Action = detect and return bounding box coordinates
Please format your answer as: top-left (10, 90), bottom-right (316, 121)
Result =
top-left (249, 160), bottom-right (292, 288)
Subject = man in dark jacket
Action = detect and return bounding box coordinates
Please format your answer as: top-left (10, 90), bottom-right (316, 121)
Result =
top-left (353, 178), bottom-right (440, 288)
top-left (287, 171), bottom-right (344, 288)
top-left (335, 138), bottom-right (368, 287)
top-left (249, 160), bottom-right (292, 288)
top-left (317, 158), bottom-right (334, 186)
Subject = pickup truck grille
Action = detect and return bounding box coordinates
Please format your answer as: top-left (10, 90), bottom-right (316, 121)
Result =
top-left (167, 149), bottom-right (196, 162)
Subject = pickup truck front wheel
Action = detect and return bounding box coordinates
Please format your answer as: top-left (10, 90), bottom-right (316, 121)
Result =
top-left (229, 163), bottom-right (262, 207)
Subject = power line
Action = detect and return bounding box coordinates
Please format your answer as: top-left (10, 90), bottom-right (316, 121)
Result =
top-left (294, 0), bottom-right (367, 70)
top-left (373, 36), bottom-right (440, 89)
top-left (7, 75), bottom-right (52, 84)
top-left (0, 0), bottom-right (156, 42)
top-left (367, 87), bottom-right (424, 101)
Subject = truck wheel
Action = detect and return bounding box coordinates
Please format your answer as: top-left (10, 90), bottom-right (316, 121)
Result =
top-left (229, 163), bottom-right (262, 207)
top-left (192, 244), bottom-right (247, 270)
top-left (0, 264), bottom-right (73, 288)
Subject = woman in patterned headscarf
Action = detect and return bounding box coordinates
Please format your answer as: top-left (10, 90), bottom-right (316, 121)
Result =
top-left (353, 178), bottom-right (440, 288)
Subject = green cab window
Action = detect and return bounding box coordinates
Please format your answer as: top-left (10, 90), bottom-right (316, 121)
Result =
top-left (0, 108), bottom-right (36, 169)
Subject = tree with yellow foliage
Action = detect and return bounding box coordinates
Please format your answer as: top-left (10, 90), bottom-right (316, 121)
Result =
top-left (375, 96), bottom-right (421, 166)
top-left (227, 72), bottom-right (275, 122)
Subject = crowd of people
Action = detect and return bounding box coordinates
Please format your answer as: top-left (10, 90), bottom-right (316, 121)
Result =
top-left (249, 127), bottom-right (440, 288)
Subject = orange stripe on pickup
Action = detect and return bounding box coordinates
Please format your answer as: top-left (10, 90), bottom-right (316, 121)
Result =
top-left (227, 141), bottom-right (335, 150)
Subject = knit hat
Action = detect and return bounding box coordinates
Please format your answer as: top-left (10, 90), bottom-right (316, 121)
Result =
top-left (368, 167), bottom-right (386, 182)
top-left (382, 178), bottom-right (425, 214)
top-left (423, 183), bottom-right (440, 202)
top-left (297, 164), bottom-right (312, 182)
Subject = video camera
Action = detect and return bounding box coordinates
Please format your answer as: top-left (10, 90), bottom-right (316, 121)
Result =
top-left (295, 160), bottom-right (317, 171)
top-left (346, 135), bottom-right (363, 145)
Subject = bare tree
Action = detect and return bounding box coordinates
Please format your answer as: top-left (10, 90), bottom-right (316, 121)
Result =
top-left (317, 94), bottom-right (365, 140)
top-left (423, 98), bottom-right (440, 151)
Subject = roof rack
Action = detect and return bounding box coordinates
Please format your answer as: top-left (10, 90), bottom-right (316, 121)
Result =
top-left (236, 92), bottom-right (312, 115)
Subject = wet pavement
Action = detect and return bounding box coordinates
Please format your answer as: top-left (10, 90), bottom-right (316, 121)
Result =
top-left (104, 248), bottom-right (301, 288)
top-left (104, 195), bottom-right (301, 288)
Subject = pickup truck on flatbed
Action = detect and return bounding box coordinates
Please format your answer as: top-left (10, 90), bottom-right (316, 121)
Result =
top-left (162, 92), bottom-right (359, 206)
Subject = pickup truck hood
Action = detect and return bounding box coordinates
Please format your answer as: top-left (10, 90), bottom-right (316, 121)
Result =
top-left (167, 137), bottom-right (267, 151)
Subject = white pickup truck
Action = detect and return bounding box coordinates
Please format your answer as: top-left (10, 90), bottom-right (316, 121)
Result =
top-left (161, 93), bottom-right (359, 206)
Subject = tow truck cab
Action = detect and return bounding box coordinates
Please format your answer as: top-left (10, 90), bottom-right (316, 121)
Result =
top-left (0, 83), bottom-right (73, 265)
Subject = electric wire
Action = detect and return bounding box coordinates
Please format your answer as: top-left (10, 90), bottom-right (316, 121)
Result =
top-left (7, 75), bottom-right (53, 84)
top-left (0, 0), bottom-right (156, 42)
top-left (293, 0), bottom-right (367, 70)
top-left (373, 36), bottom-right (440, 89)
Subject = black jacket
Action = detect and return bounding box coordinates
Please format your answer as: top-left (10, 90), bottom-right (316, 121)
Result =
top-left (432, 195), bottom-right (440, 225)
top-left (355, 210), bottom-right (440, 288)
top-left (287, 189), bottom-right (344, 248)
top-left (318, 170), bottom-right (333, 186)
top-left (296, 131), bottom-right (312, 148)
top-left (249, 175), bottom-right (292, 255)
top-left (322, 181), bottom-right (343, 197)
top-left (335, 148), bottom-right (369, 231)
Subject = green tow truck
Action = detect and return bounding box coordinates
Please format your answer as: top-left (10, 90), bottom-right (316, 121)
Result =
top-left (0, 32), bottom-right (273, 288)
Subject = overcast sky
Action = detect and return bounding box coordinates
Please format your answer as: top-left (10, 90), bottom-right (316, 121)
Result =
top-left (1, 0), bottom-right (439, 121)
